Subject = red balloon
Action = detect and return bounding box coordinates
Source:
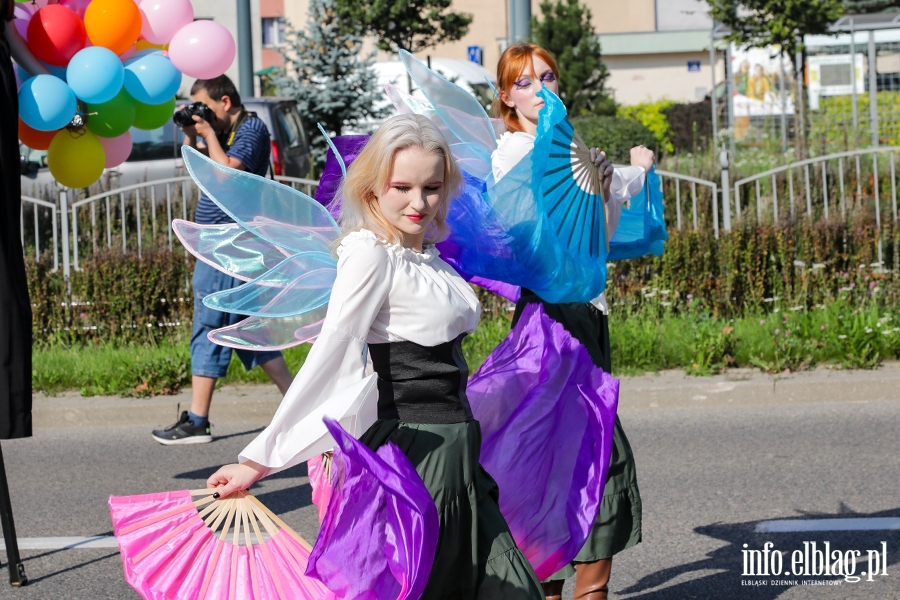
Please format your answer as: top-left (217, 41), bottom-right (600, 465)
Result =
top-left (26, 5), bottom-right (86, 67)
top-left (18, 117), bottom-right (58, 150)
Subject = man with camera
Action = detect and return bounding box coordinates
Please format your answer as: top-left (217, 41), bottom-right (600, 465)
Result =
top-left (152, 75), bottom-right (293, 445)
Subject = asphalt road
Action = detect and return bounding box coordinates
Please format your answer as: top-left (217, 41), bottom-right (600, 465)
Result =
top-left (1, 367), bottom-right (900, 599)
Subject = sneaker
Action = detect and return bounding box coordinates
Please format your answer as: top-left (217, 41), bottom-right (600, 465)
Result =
top-left (151, 411), bottom-right (212, 445)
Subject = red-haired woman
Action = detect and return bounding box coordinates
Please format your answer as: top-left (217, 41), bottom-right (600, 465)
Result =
top-left (492, 43), bottom-right (652, 600)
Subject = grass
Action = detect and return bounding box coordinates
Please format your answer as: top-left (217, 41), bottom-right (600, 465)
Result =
top-left (32, 299), bottom-right (900, 396)
top-left (33, 338), bottom-right (311, 397)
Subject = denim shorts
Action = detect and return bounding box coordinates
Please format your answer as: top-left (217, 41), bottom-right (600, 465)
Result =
top-left (190, 261), bottom-right (282, 378)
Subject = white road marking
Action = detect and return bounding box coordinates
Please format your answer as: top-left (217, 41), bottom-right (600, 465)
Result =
top-left (755, 517), bottom-right (900, 533)
top-left (0, 536), bottom-right (119, 550)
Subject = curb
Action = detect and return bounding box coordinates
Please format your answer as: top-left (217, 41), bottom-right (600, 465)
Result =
top-left (32, 366), bottom-right (900, 429)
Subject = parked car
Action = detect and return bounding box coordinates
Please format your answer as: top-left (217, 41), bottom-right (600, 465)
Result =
top-left (19, 96), bottom-right (311, 195)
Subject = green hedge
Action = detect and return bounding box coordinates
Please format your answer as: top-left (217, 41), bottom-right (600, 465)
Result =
top-left (609, 217), bottom-right (899, 316)
top-left (28, 249), bottom-right (193, 347)
top-left (570, 115), bottom-right (659, 164)
top-left (27, 217), bottom-right (900, 347)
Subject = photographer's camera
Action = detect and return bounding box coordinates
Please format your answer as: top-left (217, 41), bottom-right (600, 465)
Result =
top-left (173, 102), bottom-right (216, 128)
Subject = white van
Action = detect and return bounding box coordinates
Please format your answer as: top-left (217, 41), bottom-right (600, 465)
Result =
top-left (345, 58), bottom-right (497, 134)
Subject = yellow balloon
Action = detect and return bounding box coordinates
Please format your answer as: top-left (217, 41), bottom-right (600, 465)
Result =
top-left (48, 129), bottom-right (106, 188)
top-left (136, 39), bottom-right (168, 52)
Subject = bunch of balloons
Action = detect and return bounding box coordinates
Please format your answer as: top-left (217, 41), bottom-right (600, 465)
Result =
top-left (15, 0), bottom-right (236, 188)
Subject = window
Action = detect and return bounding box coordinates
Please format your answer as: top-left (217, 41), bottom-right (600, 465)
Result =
top-left (262, 18), bottom-right (286, 47)
top-left (274, 107), bottom-right (307, 150)
top-left (129, 123), bottom-right (180, 162)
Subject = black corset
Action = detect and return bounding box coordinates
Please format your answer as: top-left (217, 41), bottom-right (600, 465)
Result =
top-left (367, 334), bottom-right (474, 424)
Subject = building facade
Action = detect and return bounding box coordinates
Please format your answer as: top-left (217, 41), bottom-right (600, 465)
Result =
top-left (278, 0), bottom-right (723, 106)
top-left (179, 0), bottom-right (264, 97)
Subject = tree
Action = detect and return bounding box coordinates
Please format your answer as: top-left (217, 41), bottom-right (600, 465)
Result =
top-left (274, 0), bottom-right (389, 174)
top-left (706, 0), bottom-right (844, 60)
top-left (843, 0), bottom-right (900, 13)
top-left (333, 0), bottom-right (472, 54)
top-left (530, 0), bottom-right (615, 117)
top-left (707, 0), bottom-right (843, 158)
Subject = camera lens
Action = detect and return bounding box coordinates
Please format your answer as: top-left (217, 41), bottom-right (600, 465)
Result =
top-left (172, 109), bottom-right (193, 128)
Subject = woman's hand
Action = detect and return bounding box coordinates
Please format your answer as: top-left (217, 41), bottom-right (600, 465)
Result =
top-left (630, 146), bottom-right (655, 172)
top-left (206, 460), bottom-right (268, 498)
top-left (590, 148), bottom-right (614, 200)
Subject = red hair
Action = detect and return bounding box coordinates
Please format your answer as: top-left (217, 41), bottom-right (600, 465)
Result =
top-left (493, 43), bottom-right (561, 134)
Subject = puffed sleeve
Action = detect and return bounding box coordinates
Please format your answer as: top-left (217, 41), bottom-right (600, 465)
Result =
top-left (605, 166), bottom-right (646, 238)
top-left (238, 234), bottom-right (393, 474)
top-left (491, 132), bottom-right (535, 182)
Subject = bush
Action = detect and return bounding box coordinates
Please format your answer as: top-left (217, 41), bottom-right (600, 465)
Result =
top-left (606, 216), bottom-right (900, 318)
top-left (617, 100), bottom-right (677, 153)
top-left (662, 99), bottom-right (714, 152)
top-left (570, 115), bottom-right (658, 164)
top-left (28, 249), bottom-right (193, 347)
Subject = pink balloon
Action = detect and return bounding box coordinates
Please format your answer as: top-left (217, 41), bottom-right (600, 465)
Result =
top-left (58, 0), bottom-right (92, 20)
top-left (13, 3), bottom-right (36, 40)
top-left (99, 130), bottom-right (133, 168)
top-left (138, 0), bottom-right (193, 45)
top-left (168, 20), bottom-right (235, 79)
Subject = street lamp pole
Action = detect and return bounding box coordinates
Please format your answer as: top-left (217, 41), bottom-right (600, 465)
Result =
top-left (236, 0), bottom-right (254, 98)
top-left (508, 0), bottom-right (531, 45)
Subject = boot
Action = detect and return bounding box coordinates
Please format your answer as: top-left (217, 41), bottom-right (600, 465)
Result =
top-left (573, 558), bottom-right (611, 600)
top-left (541, 580), bottom-right (564, 600)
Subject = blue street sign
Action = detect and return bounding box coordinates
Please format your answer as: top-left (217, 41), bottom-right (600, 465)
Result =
top-left (688, 61), bottom-right (701, 72)
top-left (467, 45), bottom-right (484, 66)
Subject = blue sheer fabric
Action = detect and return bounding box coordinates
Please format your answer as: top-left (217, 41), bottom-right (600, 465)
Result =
top-left (395, 51), bottom-right (666, 302)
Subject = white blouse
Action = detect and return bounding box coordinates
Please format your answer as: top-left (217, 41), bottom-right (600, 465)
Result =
top-left (491, 131), bottom-right (646, 314)
top-left (239, 229), bottom-right (481, 473)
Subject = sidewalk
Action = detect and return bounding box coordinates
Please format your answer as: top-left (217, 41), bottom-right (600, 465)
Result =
top-left (32, 363), bottom-right (900, 429)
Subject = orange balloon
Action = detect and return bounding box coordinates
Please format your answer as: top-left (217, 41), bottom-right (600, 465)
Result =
top-left (18, 117), bottom-right (58, 150)
top-left (84, 0), bottom-right (142, 55)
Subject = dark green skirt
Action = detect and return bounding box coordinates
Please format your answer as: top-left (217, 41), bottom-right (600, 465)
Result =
top-left (513, 293), bottom-right (643, 580)
top-left (361, 419), bottom-right (543, 600)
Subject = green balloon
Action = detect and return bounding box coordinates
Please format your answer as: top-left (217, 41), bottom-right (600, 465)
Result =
top-left (133, 97), bottom-right (176, 131)
top-left (87, 88), bottom-right (136, 138)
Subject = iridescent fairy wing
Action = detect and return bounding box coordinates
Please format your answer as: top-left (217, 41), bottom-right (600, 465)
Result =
top-left (172, 220), bottom-right (295, 282)
top-left (399, 51), bottom-right (498, 180)
top-left (202, 252), bottom-right (336, 318)
top-left (182, 147), bottom-right (340, 254)
top-left (209, 306), bottom-right (329, 351)
top-left (175, 148), bottom-right (342, 350)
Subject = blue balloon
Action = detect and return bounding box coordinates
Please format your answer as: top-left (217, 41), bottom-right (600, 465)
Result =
top-left (18, 75), bottom-right (77, 131)
top-left (123, 54), bottom-right (182, 105)
top-left (41, 62), bottom-right (68, 82)
top-left (66, 47), bottom-right (124, 104)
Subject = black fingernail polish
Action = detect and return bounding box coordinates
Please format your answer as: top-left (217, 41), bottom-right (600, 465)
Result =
top-left (212, 492), bottom-right (220, 499)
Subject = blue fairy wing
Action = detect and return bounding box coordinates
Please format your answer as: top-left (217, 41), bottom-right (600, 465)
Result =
top-left (208, 306), bottom-right (328, 351)
top-left (181, 147), bottom-right (340, 254)
top-left (202, 252), bottom-right (336, 318)
top-left (172, 219), bottom-right (293, 282)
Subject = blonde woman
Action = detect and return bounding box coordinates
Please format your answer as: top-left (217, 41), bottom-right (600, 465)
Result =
top-left (207, 114), bottom-right (543, 599)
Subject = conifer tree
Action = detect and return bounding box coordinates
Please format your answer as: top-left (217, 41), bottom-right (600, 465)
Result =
top-left (275, 0), bottom-right (389, 173)
top-left (530, 0), bottom-right (614, 117)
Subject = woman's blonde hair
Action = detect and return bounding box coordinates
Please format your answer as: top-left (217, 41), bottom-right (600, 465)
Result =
top-left (336, 114), bottom-right (463, 246)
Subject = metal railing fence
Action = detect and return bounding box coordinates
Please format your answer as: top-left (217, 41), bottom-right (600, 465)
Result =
top-left (733, 146), bottom-right (900, 227)
top-left (20, 176), bottom-right (321, 286)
